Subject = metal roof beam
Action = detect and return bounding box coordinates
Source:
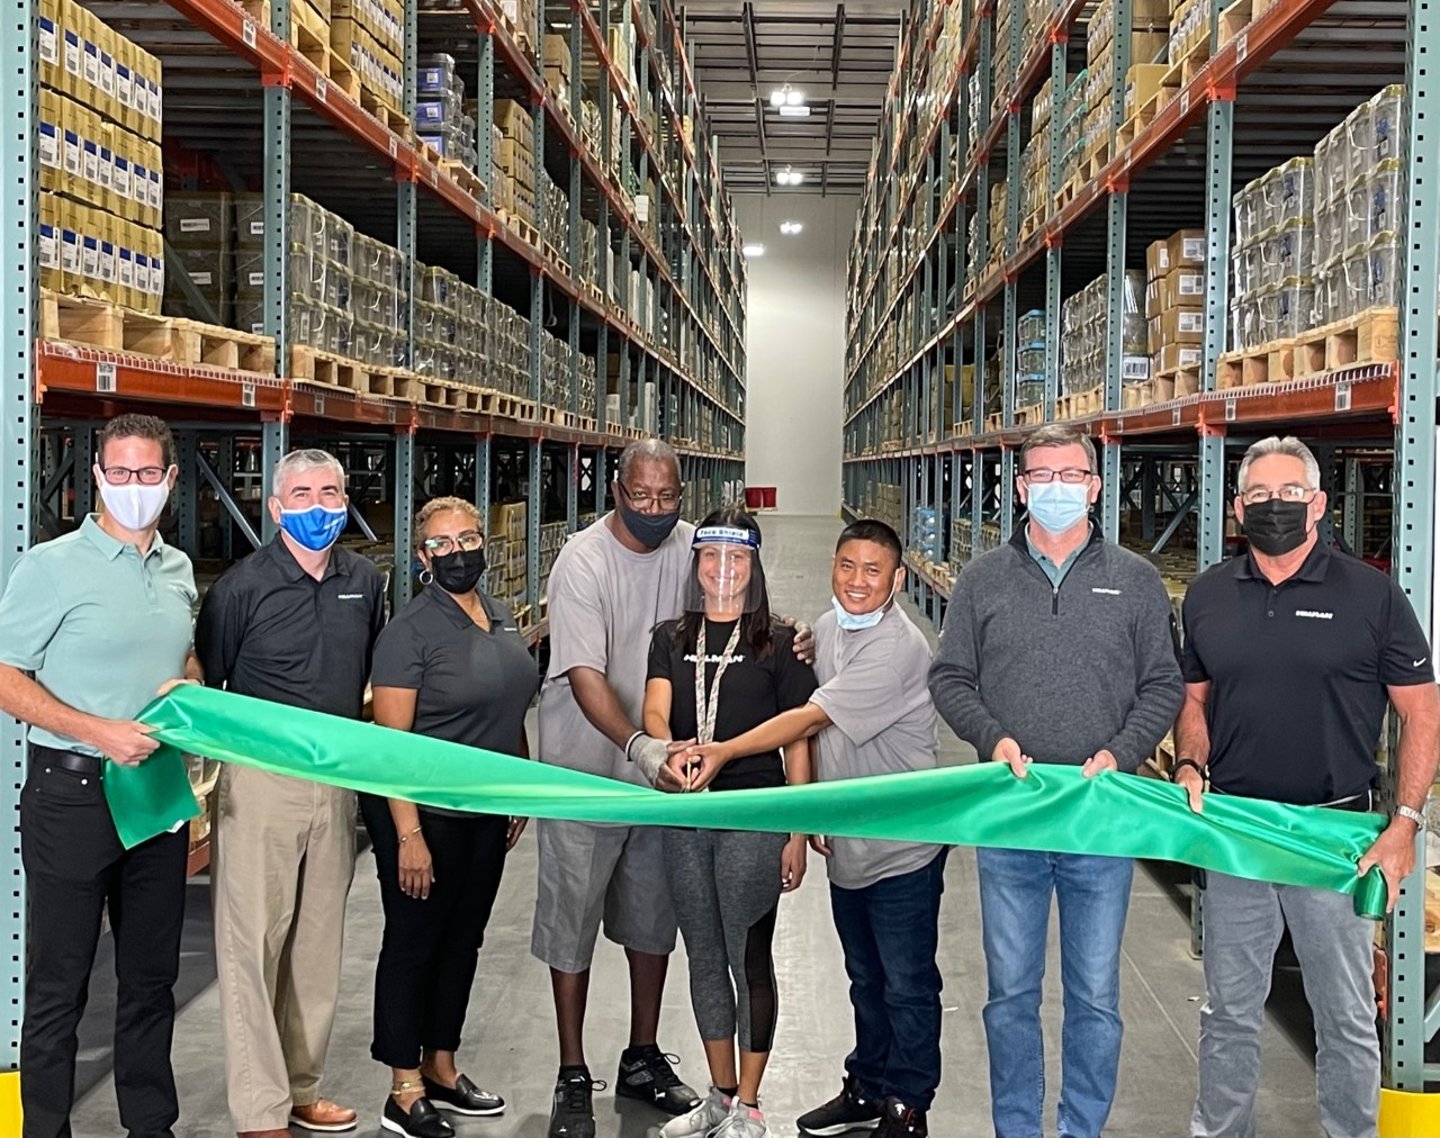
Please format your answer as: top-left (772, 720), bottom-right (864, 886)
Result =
top-left (831, 4), bottom-right (846, 90)
top-left (742, 1), bottom-right (759, 85)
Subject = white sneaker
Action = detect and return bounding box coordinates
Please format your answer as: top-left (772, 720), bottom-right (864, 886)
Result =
top-left (711, 1102), bottom-right (769, 1138)
top-left (659, 1086), bottom-right (732, 1138)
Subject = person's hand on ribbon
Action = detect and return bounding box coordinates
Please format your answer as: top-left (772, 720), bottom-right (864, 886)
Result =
top-left (1358, 820), bottom-right (1418, 913)
top-left (1173, 762), bottom-right (1206, 814)
top-left (781, 834), bottom-right (808, 892)
top-left (668, 740), bottom-right (732, 791)
top-left (398, 829), bottom-right (434, 900)
top-left (89, 718), bottom-right (160, 766)
top-left (1082, 749), bottom-right (1119, 779)
top-left (992, 736), bottom-right (1031, 779)
top-left (627, 733), bottom-right (691, 791)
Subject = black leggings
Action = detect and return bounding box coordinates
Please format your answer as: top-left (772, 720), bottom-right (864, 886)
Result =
top-left (361, 795), bottom-right (509, 1069)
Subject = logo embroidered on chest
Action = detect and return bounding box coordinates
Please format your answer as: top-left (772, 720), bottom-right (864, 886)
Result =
top-left (1295, 609), bottom-right (1334, 620)
top-left (337, 593), bottom-right (365, 600)
top-left (1091, 587), bottom-right (1122, 596)
top-left (686, 653), bottom-right (746, 665)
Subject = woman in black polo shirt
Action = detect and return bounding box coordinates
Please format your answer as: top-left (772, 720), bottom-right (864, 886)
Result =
top-left (642, 506), bottom-right (816, 1138)
top-left (363, 495), bottom-right (539, 1138)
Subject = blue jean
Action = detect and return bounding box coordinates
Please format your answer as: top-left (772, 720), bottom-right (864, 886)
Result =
top-left (976, 847), bottom-right (1134, 1138)
top-left (829, 850), bottom-right (947, 1110)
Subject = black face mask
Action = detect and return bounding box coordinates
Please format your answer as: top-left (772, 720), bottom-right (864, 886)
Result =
top-left (429, 547), bottom-right (486, 594)
top-left (1242, 498), bottom-right (1311, 556)
top-left (617, 498), bottom-right (682, 550)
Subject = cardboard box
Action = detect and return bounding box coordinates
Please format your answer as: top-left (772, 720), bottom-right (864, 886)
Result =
top-left (1159, 342), bottom-right (1203, 372)
top-left (1160, 304), bottom-right (1205, 345)
top-left (1165, 265), bottom-right (1205, 307)
top-left (1146, 238), bottom-right (1170, 281)
top-left (1123, 64), bottom-right (1169, 119)
top-left (543, 34), bottom-right (572, 81)
top-left (494, 98), bottom-right (533, 142)
top-left (1166, 228), bottom-right (1206, 269)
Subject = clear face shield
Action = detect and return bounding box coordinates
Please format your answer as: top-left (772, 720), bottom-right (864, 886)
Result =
top-left (685, 525), bottom-right (766, 614)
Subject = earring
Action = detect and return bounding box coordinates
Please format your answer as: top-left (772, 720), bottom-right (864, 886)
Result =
top-left (419, 569), bottom-right (434, 586)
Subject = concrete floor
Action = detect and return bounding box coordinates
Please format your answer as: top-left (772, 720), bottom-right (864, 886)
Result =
top-left (70, 515), bottom-right (1327, 1137)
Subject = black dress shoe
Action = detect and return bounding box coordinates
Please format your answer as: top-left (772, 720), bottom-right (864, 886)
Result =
top-left (422, 1073), bottom-right (506, 1116)
top-left (380, 1095), bottom-right (454, 1138)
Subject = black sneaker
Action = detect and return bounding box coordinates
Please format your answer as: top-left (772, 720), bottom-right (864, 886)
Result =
top-left (873, 1098), bottom-right (927, 1137)
top-left (422, 1073), bottom-right (505, 1116)
top-left (549, 1068), bottom-right (604, 1138)
top-left (796, 1075), bottom-right (883, 1135)
top-left (616, 1044), bottom-right (701, 1115)
top-left (380, 1095), bottom-right (454, 1138)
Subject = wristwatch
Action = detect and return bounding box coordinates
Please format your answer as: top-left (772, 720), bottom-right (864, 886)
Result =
top-left (1395, 804), bottom-right (1427, 830)
top-left (1171, 757), bottom-right (1208, 783)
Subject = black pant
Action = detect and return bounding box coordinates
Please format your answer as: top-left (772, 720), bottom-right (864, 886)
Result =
top-left (361, 796), bottom-right (509, 1070)
top-left (20, 749), bottom-right (188, 1138)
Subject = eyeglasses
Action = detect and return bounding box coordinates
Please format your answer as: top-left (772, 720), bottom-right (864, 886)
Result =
top-left (1022, 468), bottom-right (1093, 484)
top-left (101, 465), bottom-right (169, 486)
top-left (422, 531), bottom-right (484, 556)
top-left (619, 484), bottom-right (682, 509)
top-left (1240, 485), bottom-right (1316, 506)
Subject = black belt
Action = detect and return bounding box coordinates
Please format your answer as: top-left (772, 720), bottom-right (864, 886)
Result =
top-left (1212, 786), bottom-right (1373, 812)
top-left (32, 746), bottom-right (104, 777)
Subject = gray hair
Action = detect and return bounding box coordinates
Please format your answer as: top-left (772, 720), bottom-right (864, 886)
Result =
top-left (1236, 436), bottom-right (1321, 493)
top-left (272, 448), bottom-right (347, 497)
top-left (414, 495), bottom-right (483, 550)
top-left (1019, 423), bottom-right (1098, 473)
top-left (617, 438), bottom-right (681, 484)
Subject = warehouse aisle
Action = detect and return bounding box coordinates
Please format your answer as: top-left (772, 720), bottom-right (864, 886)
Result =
top-left (70, 516), bottom-right (1325, 1138)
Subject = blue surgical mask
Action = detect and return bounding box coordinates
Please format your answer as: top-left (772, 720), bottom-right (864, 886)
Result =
top-left (279, 504), bottom-right (348, 552)
top-left (832, 574), bottom-right (900, 631)
top-left (1025, 481), bottom-right (1091, 534)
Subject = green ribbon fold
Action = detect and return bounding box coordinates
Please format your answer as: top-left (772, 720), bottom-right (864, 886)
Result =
top-left (113, 685), bottom-right (1389, 918)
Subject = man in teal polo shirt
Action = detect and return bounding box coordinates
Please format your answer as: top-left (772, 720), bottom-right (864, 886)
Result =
top-left (0, 413), bottom-right (201, 1138)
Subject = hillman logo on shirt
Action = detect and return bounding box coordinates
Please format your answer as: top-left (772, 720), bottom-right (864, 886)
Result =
top-left (337, 593), bottom-right (366, 600)
top-left (686, 653), bottom-right (746, 665)
top-left (1295, 609), bottom-right (1335, 620)
top-left (1091, 587), bottom-right (1122, 596)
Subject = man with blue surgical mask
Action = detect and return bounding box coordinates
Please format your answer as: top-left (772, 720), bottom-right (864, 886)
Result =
top-left (928, 423), bottom-right (1183, 1138)
top-left (673, 519), bottom-right (943, 1138)
top-left (197, 448), bottom-right (386, 1138)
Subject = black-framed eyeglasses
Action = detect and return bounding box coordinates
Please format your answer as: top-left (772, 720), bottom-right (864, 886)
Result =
top-left (618, 483), bottom-right (682, 509)
top-left (423, 531), bottom-right (484, 556)
top-left (1240, 485), bottom-right (1315, 506)
top-left (101, 465), bottom-right (169, 486)
top-left (1022, 468), bottom-right (1093, 484)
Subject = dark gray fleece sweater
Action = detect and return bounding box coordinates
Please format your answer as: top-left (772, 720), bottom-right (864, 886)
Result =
top-left (928, 527), bottom-right (1184, 772)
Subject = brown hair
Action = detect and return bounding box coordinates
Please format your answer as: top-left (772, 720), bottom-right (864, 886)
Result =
top-left (414, 495), bottom-right (484, 550)
top-left (97, 414), bottom-right (174, 468)
top-left (1018, 423), bottom-right (1097, 473)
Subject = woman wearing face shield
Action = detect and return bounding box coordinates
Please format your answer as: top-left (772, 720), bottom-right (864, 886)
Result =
top-left (363, 496), bottom-right (539, 1138)
top-left (642, 506), bottom-right (818, 1138)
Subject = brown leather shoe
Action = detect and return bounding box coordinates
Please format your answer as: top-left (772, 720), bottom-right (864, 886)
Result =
top-left (289, 1099), bottom-right (359, 1132)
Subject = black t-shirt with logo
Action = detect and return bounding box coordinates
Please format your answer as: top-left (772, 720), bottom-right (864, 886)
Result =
top-left (647, 618), bottom-right (818, 791)
top-left (1180, 543), bottom-right (1434, 805)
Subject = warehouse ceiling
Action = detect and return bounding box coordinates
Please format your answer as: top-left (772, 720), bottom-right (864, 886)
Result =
top-left (683, 0), bottom-right (904, 195)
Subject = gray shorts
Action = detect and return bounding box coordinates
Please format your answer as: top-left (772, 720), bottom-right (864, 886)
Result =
top-left (531, 820), bottom-right (678, 973)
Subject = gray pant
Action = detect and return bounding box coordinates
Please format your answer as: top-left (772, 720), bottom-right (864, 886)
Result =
top-left (663, 827), bottom-right (788, 1052)
top-left (1191, 871), bottom-right (1378, 1138)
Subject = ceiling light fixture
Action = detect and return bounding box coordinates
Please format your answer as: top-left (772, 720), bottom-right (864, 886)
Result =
top-left (769, 83), bottom-right (806, 109)
top-left (780, 220), bottom-right (803, 235)
top-left (742, 242), bottom-right (766, 257)
top-left (774, 167), bottom-right (805, 186)
top-left (778, 104), bottom-right (811, 118)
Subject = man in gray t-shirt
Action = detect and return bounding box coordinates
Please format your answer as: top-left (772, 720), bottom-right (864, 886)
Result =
top-left (667, 520), bottom-right (945, 1138)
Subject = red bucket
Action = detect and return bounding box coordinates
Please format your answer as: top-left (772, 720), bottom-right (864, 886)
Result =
top-left (760, 487), bottom-right (777, 509)
top-left (744, 487), bottom-right (764, 509)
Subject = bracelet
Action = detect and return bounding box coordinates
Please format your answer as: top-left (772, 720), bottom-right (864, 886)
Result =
top-left (398, 825), bottom-right (423, 844)
top-left (623, 730), bottom-right (645, 760)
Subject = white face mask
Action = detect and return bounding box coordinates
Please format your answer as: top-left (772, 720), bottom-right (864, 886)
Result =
top-left (832, 572), bottom-right (900, 631)
top-left (97, 476), bottom-right (171, 531)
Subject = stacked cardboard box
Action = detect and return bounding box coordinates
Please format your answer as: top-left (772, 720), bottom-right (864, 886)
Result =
top-left (543, 34), bottom-right (573, 108)
top-left (1146, 230), bottom-right (1205, 381)
top-left (36, 0), bottom-right (164, 313)
top-left (1082, 0), bottom-right (1169, 164)
top-left (164, 193), bottom-right (233, 325)
top-left (332, 0), bottom-right (405, 114)
top-left (417, 54), bottom-right (477, 168)
top-left (1166, 0), bottom-right (1212, 67)
top-left (493, 98), bottom-right (536, 221)
top-left (487, 501), bottom-right (529, 613)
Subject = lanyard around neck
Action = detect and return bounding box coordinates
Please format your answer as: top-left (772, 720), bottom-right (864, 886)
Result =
top-left (694, 620), bottom-right (743, 745)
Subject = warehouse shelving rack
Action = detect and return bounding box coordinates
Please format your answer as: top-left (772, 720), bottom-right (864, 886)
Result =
top-left (0, 0), bottom-right (748, 1083)
top-left (842, 0), bottom-right (1440, 1091)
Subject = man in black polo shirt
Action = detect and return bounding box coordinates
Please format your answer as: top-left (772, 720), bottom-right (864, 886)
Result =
top-left (196, 448), bottom-right (386, 1138)
top-left (1176, 436), bottom-right (1440, 1138)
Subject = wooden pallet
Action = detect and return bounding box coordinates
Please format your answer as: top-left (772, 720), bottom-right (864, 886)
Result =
top-left (1122, 380), bottom-right (1156, 409)
top-left (542, 406), bottom-right (580, 429)
top-left (1055, 385), bottom-right (1102, 420)
top-left (1116, 111), bottom-right (1153, 150)
top-left (498, 208), bottom-right (541, 249)
top-left (360, 85), bottom-right (409, 137)
top-left (1293, 307), bottom-right (1399, 377)
top-left (289, 345), bottom-right (421, 400)
top-left (1015, 402), bottom-right (1046, 426)
top-left (983, 412), bottom-right (1004, 433)
top-left (1216, 338), bottom-right (1295, 389)
top-left (1084, 145), bottom-right (1109, 181)
top-left (1163, 40), bottom-right (1211, 91)
top-left (473, 387), bottom-right (536, 420)
top-left (1155, 367), bottom-right (1202, 400)
top-left (1054, 174), bottom-right (1081, 212)
top-left (1218, 0), bottom-right (1274, 46)
top-left (1019, 209), bottom-right (1046, 243)
top-left (40, 291), bottom-right (276, 374)
top-left (578, 416), bottom-right (598, 434)
top-left (955, 419), bottom-right (974, 437)
top-left (439, 159), bottom-right (485, 200)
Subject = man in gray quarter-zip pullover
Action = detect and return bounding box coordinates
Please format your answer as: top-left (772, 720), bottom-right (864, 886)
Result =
top-left (928, 423), bottom-right (1183, 1138)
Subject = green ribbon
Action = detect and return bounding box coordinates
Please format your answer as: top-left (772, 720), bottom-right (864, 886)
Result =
top-left (112, 685), bottom-right (1390, 918)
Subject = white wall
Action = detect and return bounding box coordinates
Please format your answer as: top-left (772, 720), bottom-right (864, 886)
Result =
top-left (735, 193), bottom-right (857, 516)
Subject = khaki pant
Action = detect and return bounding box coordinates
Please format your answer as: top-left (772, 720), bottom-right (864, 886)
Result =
top-left (213, 764), bottom-right (356, 1132)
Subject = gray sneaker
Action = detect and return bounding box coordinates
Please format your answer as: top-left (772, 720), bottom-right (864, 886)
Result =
top-left (659, 1086), bottom-right (732, 1138)
top-left (711, 1102), bottom-right (770, 1138)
